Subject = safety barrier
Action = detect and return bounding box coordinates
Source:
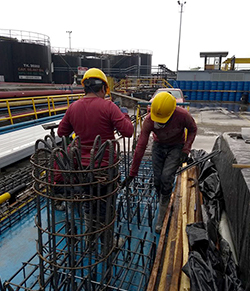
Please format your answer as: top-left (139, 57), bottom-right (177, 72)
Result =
top-left (0, 93), bottom-right (84, 125)
top-left (168, 80), bottom-right (250, 102)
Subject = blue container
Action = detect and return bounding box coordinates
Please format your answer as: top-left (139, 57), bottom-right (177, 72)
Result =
top-left (196, 81), bottom-right (204, 101)
top-left (210, 81), bottom-right (217, 101)
top-left (216, 82), bottom-right (224, 101)
top-left (203, 92), bottom-right (209, 101)
top-left (203, 81), bottom-right (210, 101)
top-left (186, 81), bottom-right (192, 90)
top-left (235, 82), bottom-right (243, 102)
top-left (224, 81), bottom-right (230, 90)
top-left (235, 92), bottom-right (241, 102)
top-left (230, 82), bottom-right (237, 90)
top-left (216, 92), bottom-right (222, 101)
top-left (204, 81), bottom-right (211, 90)
top-left (210, 92), bottom-right (215, 101)
top-left (198, 81), bottom-right (204, 90)
top-left (196, 91), bottom-right (203, 100)
top-left (211, 81), bottom-right (217, 90)
top-left (190, 81), bottom-right (198, 101)
top-left (222, 91), bottom-right (229, 101)
top-left (237, 81), bottom-right (244, 91)
top-left (192, 81), bottom-right (198, 90)
top-left (191, 91), bottom-right (197, 101)
top-left (222, 82), bottom-right (230, 101)
top-left (229, 92), bottom-right (235, 102)
top-left (243, 82), bottom-right (249, 91)
top-left (179, 81), bottom-right (186, 90)
top-left (229, 81), bottom-right (237, 102)
top-left (230, 81), bottom-right (237, 90)
top-left (217, 82), bottom-right (224, 90)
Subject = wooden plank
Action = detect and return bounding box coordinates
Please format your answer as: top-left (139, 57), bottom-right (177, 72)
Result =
top-left (168, 190), bottom-right (183, 290)
top-left (146, 179), bottom-right (179, 291)
top-left (187, 167), bottom-right (196, 225)
top-left (165, 190), bottom-right (183, 291)
top-left (194, 166), bottom-right (202, 223)
top-left (158, 178), bottom-right (181, 291)
top-left (180, 165), bottom-right (190, 290)
top-left (232, 164), bottom-right (250, 168)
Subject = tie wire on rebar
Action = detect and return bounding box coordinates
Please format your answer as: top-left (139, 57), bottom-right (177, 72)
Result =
top-left (29, 133), bottom-right (121, 290)
top-left (2, 108), bottom-right (158, 291)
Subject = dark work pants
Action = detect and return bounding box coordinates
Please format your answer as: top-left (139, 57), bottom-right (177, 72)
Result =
top-left (152, 142), bottom-right (183, 201)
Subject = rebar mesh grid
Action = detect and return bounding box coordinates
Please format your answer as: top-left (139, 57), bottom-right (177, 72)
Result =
top-left (1, 133), bottom-right (158, 291)
top-left (3, 232), bottom-right (156, 291)
top-left (0, 165), bottom-right (34, 234)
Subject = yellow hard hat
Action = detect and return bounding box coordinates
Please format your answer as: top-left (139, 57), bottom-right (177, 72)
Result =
top-left (81, 68), bottom-right (110, 94)
top-left (151, 92), bottom-right (176, 123)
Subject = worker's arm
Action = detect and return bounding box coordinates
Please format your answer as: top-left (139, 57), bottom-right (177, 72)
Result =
top-left (129, 116), bottom-right (152, 176)
top-left (182, 112), bottom-right (197, 154)
top-left (110, 102), bottom-right (134, 137)
top-left (57, 107), bottom-right (74, 137)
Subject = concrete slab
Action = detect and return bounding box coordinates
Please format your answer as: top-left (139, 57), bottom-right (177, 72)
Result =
top-left (191, 107), bottom-right (250, 153)
top-left (0, 121), bottom-right (61, 169)
top-left (192, 134), bottom-right (218, 153)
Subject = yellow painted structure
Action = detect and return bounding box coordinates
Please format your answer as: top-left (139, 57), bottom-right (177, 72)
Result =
top-left (223, 58), bottom-right (250, 70)
top-left (0, 93), bottom-right (84, 125)
top-left (0, 192), bottom-right (11, 204)
top-left (114, 78), bottom-right (173, 93)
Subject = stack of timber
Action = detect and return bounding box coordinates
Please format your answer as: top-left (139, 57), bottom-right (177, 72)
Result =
top-left (147, 165), bottom-right (202, 291)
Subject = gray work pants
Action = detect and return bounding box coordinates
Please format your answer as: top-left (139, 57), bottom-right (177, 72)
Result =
top-left (152, 142), bottom-right (183, 201)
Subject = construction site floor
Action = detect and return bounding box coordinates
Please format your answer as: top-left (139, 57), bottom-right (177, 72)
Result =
top-left (1, 103), bottom-right (250, 290)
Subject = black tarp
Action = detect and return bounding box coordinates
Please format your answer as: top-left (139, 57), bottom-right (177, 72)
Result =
top-left (182, 148), bottom-right (244, 291)
top-left (213, 134), bottom-right (250, 290)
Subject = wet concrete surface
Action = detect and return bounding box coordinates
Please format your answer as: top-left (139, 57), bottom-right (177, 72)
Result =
top-left (189, 104), bottom-right (250, 153)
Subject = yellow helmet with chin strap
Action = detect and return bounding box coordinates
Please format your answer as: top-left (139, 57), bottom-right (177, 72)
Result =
top-left (81, 68), bottom-right (110, 94)
top-left (151, 92), bottom-right (176, 123)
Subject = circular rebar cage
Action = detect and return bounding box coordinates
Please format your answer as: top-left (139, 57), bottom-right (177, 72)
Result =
top-left (30, 135), bottom-right (120, 290)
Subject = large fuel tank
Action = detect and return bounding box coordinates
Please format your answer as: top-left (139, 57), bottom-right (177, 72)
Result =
top-left (0, 29), bottom-right (52, 83)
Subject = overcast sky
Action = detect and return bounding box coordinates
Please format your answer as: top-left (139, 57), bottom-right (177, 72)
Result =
top-left (1, 0), bottom-right (250, 72)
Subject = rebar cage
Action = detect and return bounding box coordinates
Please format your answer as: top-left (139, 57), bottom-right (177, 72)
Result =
top-left (2, 132), bottom-right (157, 291)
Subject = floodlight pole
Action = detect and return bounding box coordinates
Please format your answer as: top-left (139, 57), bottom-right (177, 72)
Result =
top-left (176, 1), bottom-right (186, 72)
top-left (66, 31), bottom-right (72, 51)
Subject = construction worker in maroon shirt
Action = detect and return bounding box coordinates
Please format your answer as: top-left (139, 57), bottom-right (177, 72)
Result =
top-left (58, 68), bottom-right (134, 166)
top-left (122, 92), bottom-right (197, 233)
top-left (57, 68), bottom-right (134, 245)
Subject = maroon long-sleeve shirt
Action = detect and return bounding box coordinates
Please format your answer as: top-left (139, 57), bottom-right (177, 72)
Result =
top-left (58, 97), bottom-right (134, 167)
top-left (129, 107), bottom-right (197, 176)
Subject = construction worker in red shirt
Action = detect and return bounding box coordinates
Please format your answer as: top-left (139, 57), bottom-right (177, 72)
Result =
top-left (122, 92), bottom-right (197, 233)
top-left (57, 68), bottom-right (134, 166)
top-left (57, 68), bottom-right (134, 246)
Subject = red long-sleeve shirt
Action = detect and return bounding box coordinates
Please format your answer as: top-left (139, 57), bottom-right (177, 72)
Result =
top-left (129, 107), bottom-right (197, 176)
top-left (58, 97), bottom-right (134, 166)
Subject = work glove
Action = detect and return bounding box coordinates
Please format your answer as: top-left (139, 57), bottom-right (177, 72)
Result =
top-left (121, 176), bottom-right (134, 189)
top-left (180, 152), bottom-right (188, 165)
top-left (120, 107), bottom-right (128, 114)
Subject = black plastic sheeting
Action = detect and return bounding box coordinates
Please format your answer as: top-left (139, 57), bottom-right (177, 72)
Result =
top-left (213, 134), bottom-right (250, 290)
top-left (182, 149), bottom-right (244, 291)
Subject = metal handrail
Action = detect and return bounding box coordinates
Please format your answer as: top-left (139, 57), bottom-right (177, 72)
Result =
top-left (0, 93), bottom-right (84, 125)
top-left (0, 29), bottom-right (50, 46)
top-left (113, 78), bottom-right (173, 91)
